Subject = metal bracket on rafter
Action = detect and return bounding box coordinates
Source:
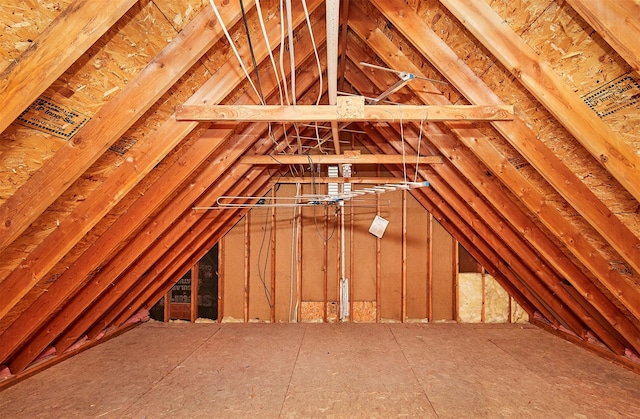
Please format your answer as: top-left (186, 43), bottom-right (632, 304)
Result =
top-left (370, 72), bottom-right (415, 104)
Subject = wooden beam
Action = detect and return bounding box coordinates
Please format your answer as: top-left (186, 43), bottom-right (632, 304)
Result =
top-left (273, 176), bottom-right (407, 184)
top-left (566, 0), bottom-right (640, 73)
top-left (0, 0), bottom-right (138, 134)
top-left (369, 0), bottom-right (640, 290)
top-left (0, 0), bottom-right (253, 253)
top-left (176, 101), bottom-right (514, 122)
top-left (241, 154), bottom-right (442, 165)
top-left (440, 0), bottom-right (640, 204)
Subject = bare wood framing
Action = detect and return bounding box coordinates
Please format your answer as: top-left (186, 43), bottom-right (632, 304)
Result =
top-left (440, 0), bottom-right (640, 203)
top-left (175, 102), bottom-right (514, 122)
top-left (347, 14), bottom-right (640, 351)
top-left (369, 0), bottom-right (640, 282)
top-left (0, 0), bottom-right (138, 133)
top-left (242, 154), bottom-right (442, 165)
top-left (566, 0), bottom-right (640, 73)
top-left (273, 176), bottom-right (408, 184)
top-left (0, 0), bottom-right (253, 252)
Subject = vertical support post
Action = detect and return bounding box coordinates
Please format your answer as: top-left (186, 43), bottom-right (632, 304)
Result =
top-left (427, 212), bottom-right (433, 322)
top-left (191, 262), bottom-right (199, 323)
top-left (402, 189), bottom-right (407, 323)
top-left (218, 237), bottom-right (225, 323)
top-left (164, 290), bottom-right (171, 323)
top-left (270, 187), bottom-right (277, 323)
top-left (244, 214), bottom-right (250, 323)
top-left (323, 205), bottom-right (328, 322)
top-left (296, 193), bottom-right (303, 322)
top-left (337, 203), bottom-right (342, 320)
top-left (375, 165), bottom-right (381, 323)
top-left (481, 266), bottom-right (486, 323)
top-left (453, 238), bottom-right (459, 322)
top-left (350, 200), bottom-right (355, 323)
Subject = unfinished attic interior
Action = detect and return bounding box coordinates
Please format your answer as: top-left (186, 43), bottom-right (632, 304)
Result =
top-left (1, 0), bottom-right (640, 415)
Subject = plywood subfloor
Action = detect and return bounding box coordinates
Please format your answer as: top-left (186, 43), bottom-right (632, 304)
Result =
top-left (1, 322), bottom-right (640, 418)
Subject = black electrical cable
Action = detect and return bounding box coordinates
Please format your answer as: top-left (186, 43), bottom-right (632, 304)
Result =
top-left (239, 0), bottom-right (266, 104)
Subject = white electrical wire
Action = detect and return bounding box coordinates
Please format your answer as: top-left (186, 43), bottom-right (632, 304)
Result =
top-left (255, 0), bottom-right (283, 105)
top-left (415, 109), bottom-right (426, 182)
top-left (278, 0), bottom-right (291, 106)
top-left (399, 105), bottom-right (407, 182)
top-left (285, 0), bottom-right (296, 105)
top-left (208, 0), bottom-right (264, 104)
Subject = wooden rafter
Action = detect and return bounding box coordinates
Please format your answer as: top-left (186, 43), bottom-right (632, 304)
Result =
top-left (346, 57), bottom-right (640, 352)
top-left (439, 0), bottom-right (640, 204)
top-left (0, 0), bottom-right (138, 134)
top-left (360, 124), bottom-right (627, 353)
top-left (0, 36), bottom-right (325, 369)
top-left (0, 0), bottom-right (254, 253)
top-left (566, 0), bottom-right (640, 73)
top-left (0, 0), bottom-right (325, 365)
top-left (369, 0), bottom-right (640, 279)
top-left (347, 8), bottom-right (640, 353)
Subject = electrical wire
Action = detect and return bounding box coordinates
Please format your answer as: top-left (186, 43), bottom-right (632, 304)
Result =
top-left (239, 0), bottom-right (266, 104)
top-left (208, 0), bottom-right (263, 104)
top-left (255, 0), bottom-right (283, 105)
top-left (415, 109), bottom-right (426, 182)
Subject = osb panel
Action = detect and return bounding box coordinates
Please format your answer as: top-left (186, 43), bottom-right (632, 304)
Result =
top-left (352, 301), bottom-right (377, 323)
top-left (410, 0), bottom-right (496, 84)
top-left (0, 3), bottom-right (202, 288)
top-left (484, 0), bottom-right (553, 34)
top-left (326, 301), bottom-right (338, 323)
top-left (350, 0), bottom-right (463, 105)
top-left (0, 1), bottom-right (72, 72)
top-left (300, 301), bottom-right (324, 323)
top-left (458, 272), bottom-right (482, 323)
top-left (484, 274), bottom-right (510, 323)
top-left (0, 0), bottom-right (174, 201)
top-left (152, 0), bottom-right (208, 32)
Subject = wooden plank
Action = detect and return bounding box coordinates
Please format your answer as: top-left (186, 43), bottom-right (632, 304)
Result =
top-left (0, 0), bottom-right (253, 253)
top-left (439, 0), bottom-right (640, 204)
top-left (401, 189), bottom-right (407, 323)
top-left (273, 176), bottom-right (407, 184)
top-left (369, 0), bottom-right (640, 291)
top-left (0, 0), bottom-right (137, 134)
top-left (190, 263), bottom-right (199, 322)
top-left (244, 210), bottom-right (250, 323)
top-left (566, 0), bottom-right (640, 73)
top-left (175, 103), bottom-right (515, 122)
top-left (347, 13), bottom-right (640, 352)
top-left (242, 154), bottom-right (442, 165)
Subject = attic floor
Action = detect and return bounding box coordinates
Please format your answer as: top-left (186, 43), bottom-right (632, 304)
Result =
top-left (1, 322), bottom-right (639, 418)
